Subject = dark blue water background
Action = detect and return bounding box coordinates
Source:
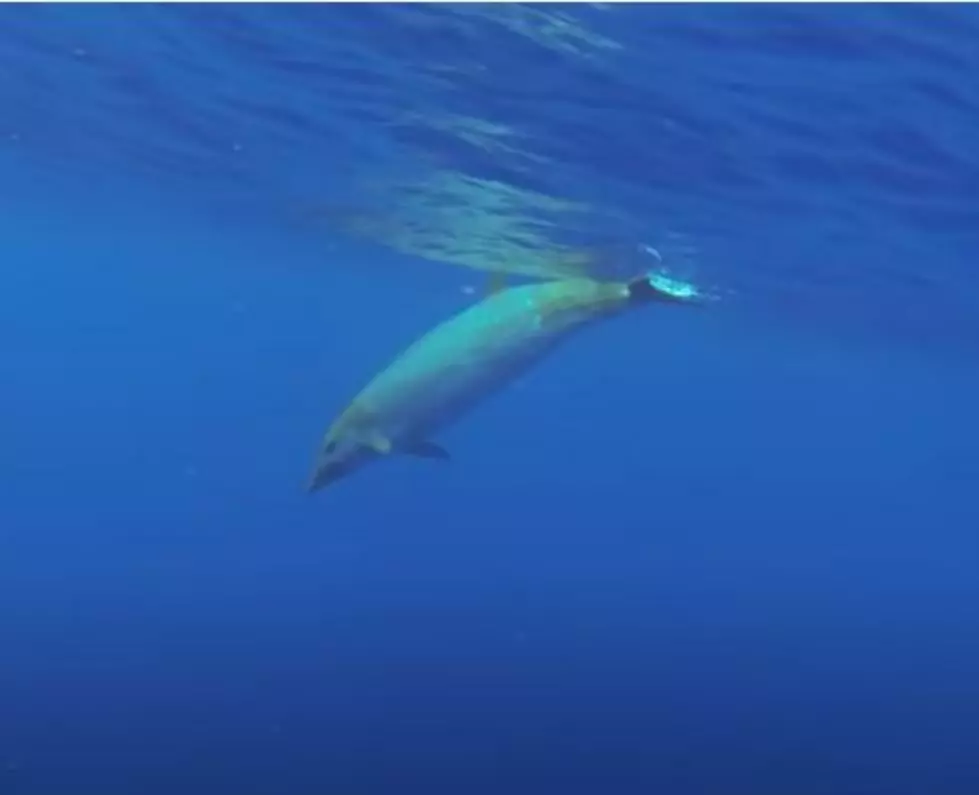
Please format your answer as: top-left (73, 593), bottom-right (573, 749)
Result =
top-left (2, 5), bottom-right (979, 794)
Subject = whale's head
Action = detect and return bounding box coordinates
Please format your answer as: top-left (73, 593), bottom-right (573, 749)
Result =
top-left (306, 411), bottom-right (380, 493)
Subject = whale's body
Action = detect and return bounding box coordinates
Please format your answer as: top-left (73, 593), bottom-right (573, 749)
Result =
top-left (308, 274), bottom-right (695, 492)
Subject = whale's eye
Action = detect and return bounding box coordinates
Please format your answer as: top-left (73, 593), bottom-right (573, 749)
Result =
top-left (325, 441), bottom-right (338, 454)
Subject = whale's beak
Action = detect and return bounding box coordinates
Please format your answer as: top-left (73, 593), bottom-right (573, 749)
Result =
top-left (306, 458), bottom-right (352, 493)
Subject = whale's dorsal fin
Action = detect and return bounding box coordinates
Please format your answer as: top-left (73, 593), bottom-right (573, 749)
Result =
top-left (402, 440), bottom-right (451, 461)
top-left (485, 272), bottom-right (509, 297)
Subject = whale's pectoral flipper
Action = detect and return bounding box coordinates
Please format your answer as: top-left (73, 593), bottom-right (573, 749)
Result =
top-left (366, 431), bottom-right (393, 455)
top-left (402, 440), bottom-right (451, 461)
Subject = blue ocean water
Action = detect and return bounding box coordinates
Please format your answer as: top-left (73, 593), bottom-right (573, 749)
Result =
top-left (2, 4), bottom-right (979, 794)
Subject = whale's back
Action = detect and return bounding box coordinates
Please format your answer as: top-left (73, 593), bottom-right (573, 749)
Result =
top-left (345, 280), bottom-right (628, 441)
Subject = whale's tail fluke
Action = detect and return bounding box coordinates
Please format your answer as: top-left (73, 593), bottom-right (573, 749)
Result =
top-left (619, 244), bottom-right (709, 307)
top-left (627, 270), bottom-right (707, 306)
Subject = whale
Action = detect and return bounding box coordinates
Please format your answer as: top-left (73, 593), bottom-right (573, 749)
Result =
top-left (307, 270), bottom-right (703, 492)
